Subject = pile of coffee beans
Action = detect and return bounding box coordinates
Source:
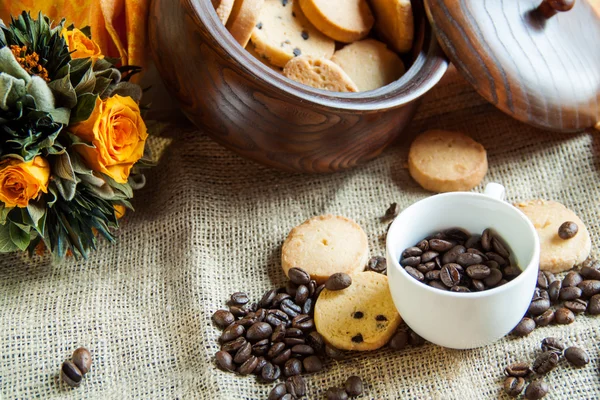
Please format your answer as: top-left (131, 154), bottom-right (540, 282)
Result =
top-left (60, 347), bottom-right (92, 388)
top-left (512, 258), bottom-right (600, 337)
top-left (503, 337), bottom-right (590, 398)
top-left (400, 228), bottom-right (520, 293)
top-left (212, 267), bottom-right (349, 398)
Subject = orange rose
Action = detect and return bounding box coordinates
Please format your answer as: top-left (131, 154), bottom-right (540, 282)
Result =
top-left (114, 204), bottom-right (126, 219)
top-left (0, 156), bottom-right (50, 208)
top-left (71, 95), bottom-right (148, 184)
top-left (61, 27), bottom-right (104, 61)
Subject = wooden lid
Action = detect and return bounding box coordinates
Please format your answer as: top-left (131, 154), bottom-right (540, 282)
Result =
top-left (424, 0), bottom-right (600, 132)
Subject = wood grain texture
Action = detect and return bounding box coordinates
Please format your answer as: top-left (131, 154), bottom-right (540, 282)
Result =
top-left (149, 0), bottom-right (447, 173)
top-left (425, 0), bottom-right (600, 132)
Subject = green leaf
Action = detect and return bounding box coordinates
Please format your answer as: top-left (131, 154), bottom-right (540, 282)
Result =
top-left (0, 204), bottom-right (12, 224)
top-left (52, 152), bottom-right (76, 182)
top-left (70, 152), bottom-right (93, 175)
top-left (0, 223), bottom-right (19, 252)
top-left (75, 66), bottom-right (96, 96)
top-left (48, 107), bottom-right (70, 125)
top-left (9, 222), bottom-right (30, 251)
top-left (106, 82), bottom-right (142, 103)
top-left (0, 46), bottom-right (31, 82)
top-left (101, 173), bottom-right (133, 198)
top-left (93, 76), bottom-right (112, 98)
top-left (27, 198), bottom-right (46, 232)
top-left (0, 72), bottom-right (27, 110)
top-left (26, 75), bottom-right (55, 112)
top-left (50, 176), bottom-right (77, 202)
top-left (69, 58), bottom-right (93, 88)
top-left (70, 93), bottom-right (97, 123)
top-left (48, 72), bottom-right (78, 108)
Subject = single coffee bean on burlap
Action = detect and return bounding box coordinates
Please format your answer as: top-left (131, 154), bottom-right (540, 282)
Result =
top-left (440, 264), bottom-right (462, 287)
top-left (555, 307), bottom-right (575, 324)
top-left (212, 310), bottom-right (235, 328)
top-left (215, 351), bottom-right (235, 372)
top-left (525, 379), bottom-right (549, 400)
top-left (230, 292), bottom-right (249, 305)
top-left (345, 376), bottom-right (364, 397)
top-left (558, 221), bottom-right (578, 239)
top-left (429, 239), bottom-right (454, 252)
top-left (402, 246), bottom-right (423, 258)
top-left (220, 324), bottom-right (245, 342)
top-left (238, 355), bottom-right (259, 375)
top-left (559, 286), bottom-right (582, 301)
top-left (456, 252), bottom-right (483, 267)
top-left (389, 330), bottom-right (409, 350)
top-left (325, 344), bottom-right (344, 360)
top-left (466, 264), bottom-right (491, 280)
top-left (286, 375), bottom-right (307, 397)
top-left (564, 347), bottom-right (590, 367)
top-left (578, 280), bottom-right (600, 298)
top-left (233, 342), bottom-right (252, 364)
top-left (303, 355), bottom-right (323, 373)
top-left (541, 337), bottom-right (564, 354)
top-left (532, 351), bottom-right (559, 375)
top-left (528, 296), bottom-right (551, 316)
top-left (505, 362), bottom-right (531, 377)
top-left (283, 358), bottom-right (303, 377)
top-left (222, 336), bottom-right (247, 353)
top-left (565, 299), bottom-right (587, 314)
top-left (534, 310), bottom-right (554, 327)
top-left (420, 251), bottom-right (439, 263)
top-left (563, 271), bottom-right (583, 287)
top-left (247, 322), bottom-right (273, 341)
top-left (60, 361), bottom-right (83, 387)
top-left (252, 339), bottom-right (270, 356)
top-left (588, 294), bottom-right (600, 315)
top-left (484, 268), bottom-right (503, 287)
top-left (259, 288), bottom-right (278, 309)
top-left (261, 362), bottom-right (281, 381)
top-left (504, 376), bottom-right (525, 397)
top-left (512, 318), bottom-right (536, 336)
top-left (325, 273), bottom-right (352, 291)
top-left (383, 202), bottom-right (399, 221)
top-left (254, 356), bottom-right (267, 374)
top-left (367, 256), bottom-right (387, 273)
top-left (280, 394), bottom-right (294, 400)
top-left (268, 383), bottom-right (288, 400)
top-left (288, 268), bottom-right (311, 286)
top-left (442, 245), bottom-right (465, 264)
top-left (326, 387), bottom-right (349, 400)
top-left (548, 280), bottom-right (561, 303)
top-left (72, 347), bottom-right (92, 375)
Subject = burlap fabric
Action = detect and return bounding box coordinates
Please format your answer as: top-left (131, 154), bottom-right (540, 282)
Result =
top-left (1, 68), bottom-right (599, 399)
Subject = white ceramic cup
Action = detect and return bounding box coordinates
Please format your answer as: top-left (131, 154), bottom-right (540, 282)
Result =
top-left (386, 183), bottom-right (540, 349)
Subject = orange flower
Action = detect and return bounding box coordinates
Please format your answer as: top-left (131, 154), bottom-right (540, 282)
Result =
top-left (114, 204), bottom-right (126, 219)
top-left (71, 95), bottom-right (148, 184)
top-left (0, 157), bottom-right (50, 208)
top-left (61, 27), bottom-right (104, 62)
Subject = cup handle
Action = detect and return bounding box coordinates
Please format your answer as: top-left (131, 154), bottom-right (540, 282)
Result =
top-left (483, 183), bottom-right (506, 201)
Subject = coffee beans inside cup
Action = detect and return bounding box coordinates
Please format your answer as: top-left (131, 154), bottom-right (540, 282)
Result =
top-left (399, 228), bottom-right (520, 293)
top-left (60, 347), bottom-right (92, 388)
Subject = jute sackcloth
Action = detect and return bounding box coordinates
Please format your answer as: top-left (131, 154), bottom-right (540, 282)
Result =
top-left (1, 67), bottom-right (599, 399)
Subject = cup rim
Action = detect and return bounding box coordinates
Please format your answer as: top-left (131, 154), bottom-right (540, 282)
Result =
top-left (386, 191), bottom-right (541, 299)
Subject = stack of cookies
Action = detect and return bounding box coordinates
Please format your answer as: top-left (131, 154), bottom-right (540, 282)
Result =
top-left (212, 0), bottom-right (413, 92)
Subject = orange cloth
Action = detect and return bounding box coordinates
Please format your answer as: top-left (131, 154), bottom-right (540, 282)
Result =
top-left (0, 0), bottom-right (149, 71)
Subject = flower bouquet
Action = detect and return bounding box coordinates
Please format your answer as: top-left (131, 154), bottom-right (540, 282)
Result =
top-left (0, 11), bottom-right (152, 259)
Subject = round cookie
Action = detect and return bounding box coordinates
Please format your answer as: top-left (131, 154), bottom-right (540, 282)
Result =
top-left (283, 56), bottom-right (358, 92)
top-left (211, 0), bottom-right (235, 24)
top-left (246, 44), bottom-right (283, 73)
top-left (298, 0), bottom-right (374, 43)
top-left (370, 0), bottom-right (414, 53)
top-left (281, 215), bottom-right (368, 284)
top-left (251, 0), bottom-right (335, 68)
top-left (226, 0), bottom-right (265, 47)
top-left (515, 199), bottom-right (591, 273)
top-left (408, 130), bottom-right (488, 193)
top-left (331, 39), bottom-right (405, 91)
top-left (314, 271), bottom-right (401, 351)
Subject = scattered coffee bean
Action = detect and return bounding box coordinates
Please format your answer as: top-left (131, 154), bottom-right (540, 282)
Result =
top-left (286, 375), bottom-right (306, 397)
top-left (238, 355), bottom-right (259, 375)
top-left (559, 286), bottom-right (582, 301)
top-left (216, 351), bottom-right (235, 372)
top-left (388, 330), bottom-right (409, 350)
top-left (233, 342), bottom-right (253, 364)
top-left (512, 318), bottom-right (536, 336)
top-left (291, 344), bottom-right (314, 356)
top-left (306, 331), bottom-right (324, 353)
top-left (366, 256), bottom-right (387, 273)
top-left (345, 376), bottom-right (364, 397)
top-left (326, 387), bottom-right (349, 400)
top-left (255, 356), bottom-right (267, 374)
top-left (230, 292), bottom-right (249, 305)
top-left (562, 271), bottom-right (583, 288)
top-left (268, 383), bottom-right (288, 400)
top-left (578, 280), bottom-right (600, 298)
top-left (382, 203), bottom-right (399, 221)
top-left (533, 309), bottom-right (554, 326)
top-left (504, 376), bottom-right (525, 397)
top-left (325, 344), bottom-right (344, 360)
top-left (283, 358), bottom-right (303, 377)
top-left (288, 268), bottom-right (311, 286)
top-left (230, 305), bottom-right (249, 318)
top-left (262, 362), bottom-right (281, 382)
top-left (302, 355), bottom-right (323, 373)
top-left (528, 292), bottom-right (551, 316)
top-left (537, 271), bottom-right (550, 289)
top-left (246, 322), bottom-right (273, 341)
top-left (212, 310), bottom-right (235, 328)
top-left (548, 280), bottom-right (561, 303)
top-left (564, 299), bottom-right (587, 314)
top-left (541, 337), bottom-right (564, 355)
top-left (580, 264), bottom-right (600, 280)
top-left (72, 347), bottom-right (92, 375)
top-left (524, 379), bottom-right (549, 400)
top-left (588, 294), bottom-right (600, 315)
top-left (60, 360), bottom-right (83, 387)
top-left (259, 288), bottom-right (278, 309)
top-left (558, 221), bottom-right (578, 239)
top-left (222, 336), bottom-right (247, 353)
top-left (409, 331), bottom-right (425, 346)
top-left (564, 346), bottom-right (589, 367)
top-left (280, 394), bottom-right (294, 400)
top-left (505, 362), bottom-right (531, 378)
top-left (220, 323), bottom-right (245, 343)
top-left (554, 307), bottom-right (575, 324)
top-left (532, 351), bottom-right (559, 375)
top-left (325, 273), bottom-right (352, 291)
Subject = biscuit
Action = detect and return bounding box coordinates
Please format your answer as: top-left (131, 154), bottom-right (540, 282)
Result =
top-left (212, 0), bottom-right (235, 24)
top-left (283, 56), bottom-right (358, 92)
top-left (245, 44), bottom-right (283, 73)
top-left (369, 0), bottom-right (414, 53)
top-left (298, 0), bottom-right (374, 43)
top-left (251, 0), bottom-right (335, 68)
top-left (314, 271), bottom-right (402, 351)
top-left (515, 199), bottom-right (591, 273)
top-left (331, 39), bottom-right (405, 91)
top-left (408, 130), bottom-right (488, 193)
top-left (281, 215), bottom-right (368, 284)
top-left (226, 0), bottom-right (265, 47)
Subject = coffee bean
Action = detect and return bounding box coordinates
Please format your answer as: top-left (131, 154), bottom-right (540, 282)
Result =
top-left (414, 240), bottom-right (428, 252)
top-left (532, 351), bottom-right (559, 375)
top-left (246, 322), bottom-right (273, 342)
top-left (238, 355), bottom-right (258, 375)
top-left (484, 260), bottom-right (500, 269)
top-left (325, 273), bottom-right (352, 291)
top-left (491, 237), bottom-right (510, 258)
top-left (588, 294), bottom-right (600, 315)
top-left (272, 293), bottom-right (292, 308)
top-left (558, 221), bottom-right (578, 239)
top-left (456, 253), bottom-right (483, 267)
top-left (417, 262), bottom-right (436, 274)
top-left (281, 299), bottom-right (302, 318)
top-left (537, 271), bottom-right (551, 289)
top-left (466, 264), bottom-right (491, 280)
top-left (409, 331), bottom-right (425, 346)
top-left (285, 328), bottom-right (304, 338)
top-left (564, 346), bottom-right (589, 367)
top-left (466, 248), bottom-right (488, 259)
top-left (366, 256), bottom-right (387, 273)
top-left (484, 268), bottom-right (503, 287)
top-left (548, 280), bottom-right (561, 303)
top-left (268, 383), bottom-right (288, 400)
top-left (528, 297), bottom-right (551, 316)
top-left (222, 336), bottom-right (247, 353)
top-left (425, 270), bottom-right (440, 280)
top-left (237, 314), bottom-right (257, 328)
top-left (252, 339), bottom-right (270, 356)
top-left (291, 344), bottom-right (314, 356)
top-left (554, 307), bottom-right (575, 324)
top-left (261, 362), bottom-right (281, 382)
top-left (565, 299), bottom-right (587, 314)
top-left (345, 375), bottom-right (364, 397)
top-left (450, 285), bottom-right (471, 293)
top-left (421, 251), bottom-right (439, 263)
top-left (314, 284), bottom-right (326, 299)
top-left (429, 239), bottom-right (454, 252)
top-left (559, 286), bottom-right (582, 301)
top-left (505, 362), bottom-right (532, 377)
top-left (471, 279), bottom-right (485, 291)
top-left (72, 347), bottom-right (92, 375)
top-left (440, 264), bottom-right (462, 287)
top-left (326, 388), bottom-right (349, 400)
top-left (230, 292), bottom-right (249, 305)
top-left (283, 337), bottom-right (305, 347)
top-left (259, 288), bottom-right (278, 309)
top-left (221, 324), bottom-right (245, 343)
top-left (402, 246), bottom-right (423, 258)
top-left (401, 256), bottom-right (421, 267)
top-left (234, 342), bottom-right (253, 364)
top-left (288, 268), bottom-right (311, 285)
top-left (405, 266), bottom-right (425, 282)
top-left (255, 356), bottom-right (267, 374)
top-left (307, 280), bottom-right (317, 296)
top-left (442, 245), bottom-right (466, 264)
top-left (269, 325), bottom-right (285, 343)
top-left (216, 350), bottom-right (235, 372)
top-left (497, 279), bottom-right (509, 287)
top-left (303, 355), bottom-right (323, 373)
top-left (302, 297), bottom-right (313, 315)
top-left (512, 318), bottom-right (536, 336)
top-left (230, 305), bottom-right (248, 318)
top-left (388, 330), bottom-right (409, 350)
top-left (465, 235), bottom-right (482, 250)
top-left (580, 267), bottom-right (600, 282)
top-left (541, 337), bottom-right (564, 354)
top-left (429, 280), bottom-right (448, 291)
top-left (504, 376), bottom-right (525, 397)
top-left (383, 202), bottom-right (399, 220)
top-left (255, 308), bottom-right (267, 322)
top-left (285, 281), bottom-right (298, 297)
top-left (266, 309), bottom-right (290, 328)
top-left (286, 375), bottom-right (306, 397)
top-left (271, 349), bottom-right (292, 365)
top-left (212, 310), bottom-right (235, 329)
top-left (486, 252), bottom-right (508, 266)
top-left (503, 266), bottom-right (521, 280)
top-left (562, 271), bottom-right (583, 287)
top-left (292, 314), bottom-right (314, 330)
top-left (481, 229), bottom-right (493, 251)
top-left (325, 344), bottom-right (344, 360)
top-left (578, 280), bottom-right (600, 298)
top-left (283, 358), bottom-right (303, 377)
top-left (267, 342), bottom-right (286, 359)
top-left (445, 228), bottom-right (470, 242)
top-left (525, 379), bottom-right (549, 400)
top-left (60, 360), bottom-right (83, 387)
top-left (534, 309), bottom-right (554, 327)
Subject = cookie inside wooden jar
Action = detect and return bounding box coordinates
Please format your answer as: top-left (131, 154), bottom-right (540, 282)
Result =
top-left (213, 0), bottom-right (414, 92)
